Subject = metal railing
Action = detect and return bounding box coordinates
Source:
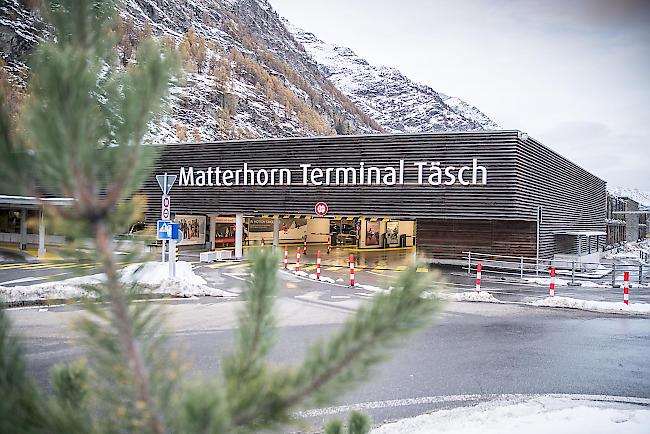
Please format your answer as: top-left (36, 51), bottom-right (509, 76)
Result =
top-left (463, 251), bottom-right (648, 287)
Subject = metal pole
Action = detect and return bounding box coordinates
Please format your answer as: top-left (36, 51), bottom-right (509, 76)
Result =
top-left (38, 208), bottom-right (46, 257)
top-left (520, 256), bottom-right (524, 279)
top-left (467, 252), bottom-right (472, 275)
top-left (535, 206), bottom-right (542, 277)
top-left (571, 261), bottom-right (576, 285)
top-left (639, 265), bottom-right (643, 285)
top-left (611, 263), bottom-right (616, 287)
top-left (235, 213), bottom-right (243, 258)
top-left (169, 239), bottom-right (176, 277)
top-left (161, 239), bottom-right (166, 263)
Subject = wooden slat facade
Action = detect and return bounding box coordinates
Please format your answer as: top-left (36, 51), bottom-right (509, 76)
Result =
top-left (141, 130), bottom-right (606, 259)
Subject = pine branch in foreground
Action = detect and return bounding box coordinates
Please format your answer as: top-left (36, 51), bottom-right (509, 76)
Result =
top-left (0, 0), bottom-right (443, 433)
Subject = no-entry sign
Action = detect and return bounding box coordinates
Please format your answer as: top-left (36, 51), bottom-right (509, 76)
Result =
top-left (161, 194), bottom-right (171, 220)
top-left (314, 202), bottom-right (329, 216)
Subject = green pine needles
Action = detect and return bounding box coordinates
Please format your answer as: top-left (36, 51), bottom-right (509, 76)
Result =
top-left (0, 1), bottom-right (442, 433)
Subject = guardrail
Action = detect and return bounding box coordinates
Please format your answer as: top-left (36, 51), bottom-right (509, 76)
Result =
top-left (463, 251), bottom-right (648, 287)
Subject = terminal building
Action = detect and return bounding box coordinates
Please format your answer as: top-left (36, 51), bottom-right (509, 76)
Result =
top-left (139, 130), bottom-right (607, 262)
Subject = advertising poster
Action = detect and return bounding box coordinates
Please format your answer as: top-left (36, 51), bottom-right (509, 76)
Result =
top-left (176, 214), bottom-right (206, 245)
top-left (248, 218), bottom-right (274, 232)
top-left (280, 218), bottom-right (307, 233)
top-left (365, 221), bottom-right (380, 246)
top-left (214, 216), bottom-right (235, 247)
top-left (386, 221), bottom-right (400, 246)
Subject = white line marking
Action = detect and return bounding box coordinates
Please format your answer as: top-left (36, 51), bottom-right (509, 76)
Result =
top-left (0, 272), bottom-right (69, 285)
top-left (0, 276), bottom-right (50, 285)
top-left (223, 272), bottom-right (248, 282)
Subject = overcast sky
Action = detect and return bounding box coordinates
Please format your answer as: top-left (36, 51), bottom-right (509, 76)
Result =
top-left (269, 0), bottom-right (650, 190)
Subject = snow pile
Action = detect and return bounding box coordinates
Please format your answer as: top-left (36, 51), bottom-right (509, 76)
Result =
top-left (121, 261), bottom-right (205, 286)
top-left (603, 241), bottom-right (649, 262)
top-left (438, 291), bottom-right (501, 303)
top-left (371, 395), bottom-right (650, 434)
top-left (0, 261), bottom-right (235, 303)
top-left (532, 296), bottom-right (650, 315)
top-left (0, 274), bottom-right (104, 303)
top-left (290, 270), bottom-right (337, 284)
top-left (359, 284), bottom-right (388, 293)
top-left (307, 274), bottom-right (336, 284)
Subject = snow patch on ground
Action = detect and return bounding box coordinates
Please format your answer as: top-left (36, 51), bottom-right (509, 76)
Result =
top-left (121, 261), bottom-right (205, 286)
top-left (359, 284), bottom-right (388, 293)
top-left (0, 261), bottom-right (236, 303)
top-left (526, 277), bottom-right (610, 288)
top-left (603, 240), bottom-right (649, 262)
top-left (532, 296), bottom-right (650, 315)
top-left (371, 395), bottom-right (650, 434)
top-left (438, 291), bottom-right (501, 303)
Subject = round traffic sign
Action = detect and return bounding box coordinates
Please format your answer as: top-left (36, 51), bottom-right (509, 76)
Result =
top-left (314, 202), bottom-right (329, 216)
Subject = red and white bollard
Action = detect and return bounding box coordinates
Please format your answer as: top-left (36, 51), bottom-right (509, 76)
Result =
top-left (349, 254), bottom-right (355, 287)
top-left (550, 267), bottom-right (556, 298)
top-left (475, 262), bottom-right (482, 294)
top-left (303, 239), bottom-right (307, 254)
top-left (316, 250), bottom-right (321, 280)
top-left (261, 238), bottom-right (265, 247)
top-left (624, 271), bottom-right (629, 305)
top-left (283, 246), bottom-right (288, 270)
top-left (327, 240), bottom-right (331, 255)
top-left (295, 247), bottom-right (301, 273)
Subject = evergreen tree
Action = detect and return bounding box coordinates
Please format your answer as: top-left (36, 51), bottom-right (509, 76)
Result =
top-left (0, 1), bottom-right (441, 433)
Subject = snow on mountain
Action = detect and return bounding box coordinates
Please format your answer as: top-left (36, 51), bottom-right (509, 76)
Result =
top-left (608, 186), bottom-right (650, 206)
top-left (286, 22), bottom-right (500, 133)
top-left (1, 0), bottom-right (382, 142)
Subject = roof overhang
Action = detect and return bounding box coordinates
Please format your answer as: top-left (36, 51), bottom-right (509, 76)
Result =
top-left (0, 195), bottom-right (74, 208)
top-left (554, 230), bottom-right (607, 237)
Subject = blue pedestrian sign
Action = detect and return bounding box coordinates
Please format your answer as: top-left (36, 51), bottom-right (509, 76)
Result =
top-left (157, 220), bottom-right (179, 240)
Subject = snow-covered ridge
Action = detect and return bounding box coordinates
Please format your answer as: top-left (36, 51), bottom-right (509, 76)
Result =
top-left (285, 20), bottom-right (500, 133)
top-left (608, 185), bottom-right (650, 206)
top-left (1, 0), bottom-right (382, 142)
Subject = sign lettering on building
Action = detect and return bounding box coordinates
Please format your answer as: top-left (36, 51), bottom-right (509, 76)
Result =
top-left (176, 159), bottom-right (488, 187)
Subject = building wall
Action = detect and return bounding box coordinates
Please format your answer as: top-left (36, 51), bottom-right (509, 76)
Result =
top-left (514, 137), bottom-right (606, 258)
top-left (416, 219), bottom-right (536, 259)
top-left (624, 199), bottom-right (640, 241)
top-left (141, 131), bottom-right (606, 259)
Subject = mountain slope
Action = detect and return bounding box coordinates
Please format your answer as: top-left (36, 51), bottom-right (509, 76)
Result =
top-left (287, 22), bottom-right (499, 133)
top-left (1, 0), bottom-right (382, 142)
top-left (608, 186), bottom-right (650, 206)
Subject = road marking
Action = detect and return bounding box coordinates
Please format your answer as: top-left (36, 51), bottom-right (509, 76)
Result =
top-left (0, 276), bottom-right (50, 285)
top-left (396, 265), bottom-right (407, 271)
top-left (302, 265), bottom-right (318, 271)
top-left (295, 394), bottom-right (650, 418)
top-left (416, 267), bottom-right (428, 273)
top-left (0, 263), bottom-right (44, 269)
top-left (330, 295), bottom-right (350, 299)
top-left (223, 272), bottom-right (248, 282)
top-left (325, 266), bottom-right (343, 271)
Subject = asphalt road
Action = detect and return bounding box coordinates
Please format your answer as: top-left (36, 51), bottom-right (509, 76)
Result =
top-left (8, 291), bottom-right (650, 431)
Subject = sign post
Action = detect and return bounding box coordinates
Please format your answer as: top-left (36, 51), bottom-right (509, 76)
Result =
top-left (156, 173), bottom-right (177, 265)
top-left (157, 220), bottom-right (180, 277)
top-left (314, 201), bottom-right (329, 217)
